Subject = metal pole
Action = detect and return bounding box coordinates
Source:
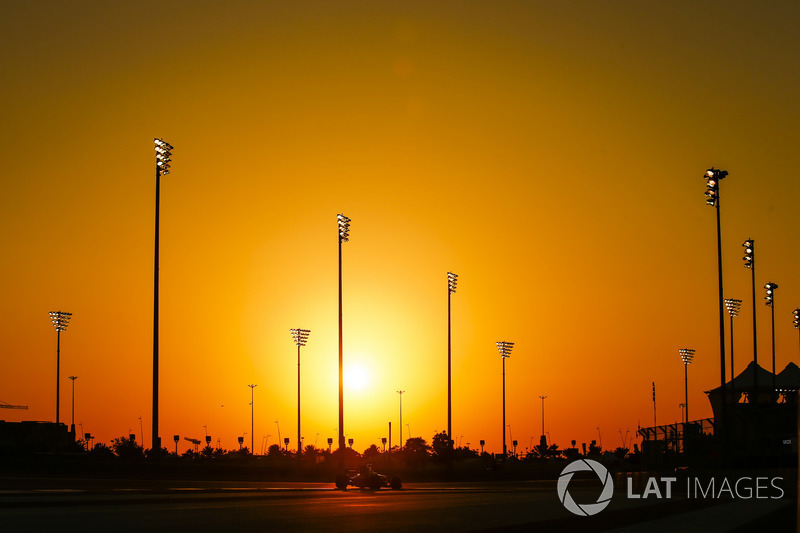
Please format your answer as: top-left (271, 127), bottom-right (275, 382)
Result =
top-left (751, 257), bottom-right (759, 367)
top-left (56, 330), bottom-right (61, 424)
top-left (152, 163), bottom-right (160, 452)
top-left (539, 395), bottom-right (547, 437)
top-left (771, 301), bottom-right (777, 390)
top-left (713, 182), bottom-right (727, 450)
top-left (297, 344), bottom-right (302, 455)
top-left (652, 382), bottom-right (657, 427)
top-left (249, 384), bottom-right (256, 454)
top-left (715, 199), bottom-right (726, 390)
top-left (338, 232), bottom-right (344, 452)
top-left (398, 391), bottom-right (404, 449)
top-left (69, 376), bottom-right (76, 430)
top-left (730, 314), bottom-right (736, 398)
top-left (447, 282), bottom-right (452, 442)
top-left (502, 357), bottom-right (507, 456)
top-left (684, 363), bottom-right (689, 423)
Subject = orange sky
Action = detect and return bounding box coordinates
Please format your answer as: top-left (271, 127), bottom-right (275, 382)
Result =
top-left (1, 1), bottom-right (799, 454)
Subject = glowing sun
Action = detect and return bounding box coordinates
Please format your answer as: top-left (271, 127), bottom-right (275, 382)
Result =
top-left (344, 365), bottom-right (370, 391)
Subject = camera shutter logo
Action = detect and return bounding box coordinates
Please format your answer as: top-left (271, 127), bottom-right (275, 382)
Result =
top-left (557, 459), bottom-right (614, 516)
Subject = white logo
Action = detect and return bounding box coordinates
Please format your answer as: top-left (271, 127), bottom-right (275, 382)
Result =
top-left (557, 459), bottom-right (614, 516)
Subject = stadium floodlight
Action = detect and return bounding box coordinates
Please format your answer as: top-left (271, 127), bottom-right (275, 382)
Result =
top-left (337, 214), bottom-right (350, 453)
top-left (248, 384), bottom-right (257, 455)
top-left (154, 138), bottom-right (173, 175)
top-left (765, 282), bottom-right (779, 384)
top-left (742, 238), bottom-right (759, 373)
top-left (793, 309), bottom-right (800, 362)
top-left (743, 239), bottom-right (754, 269)
top-left (152, 137), bottom-right (174, 452)
top-left (703, 167), bottom-right (727, 207)
top-left (496, 341), bottom-right (514, 456)
top-left (49, 310), bottom-right (72, 424)
top-left (290, 328), bottom-right (311, 455)
top-left (338, 214), bottom-right (351, 243)
top-left (702, 167), bottom-right (729, 396)
top-left (679, 348), bottom-right (695, 423)
top-left (724, 299), bottom-right (742, 389)
top-left (447, 272), bottom-right (458, 442)
top-left (765, 282), bottom-right (778, 307)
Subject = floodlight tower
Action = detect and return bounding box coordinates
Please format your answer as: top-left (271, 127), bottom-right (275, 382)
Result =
top-left (497, 341), bottom-right (514, 456)
top-left (153, 137), bottom-right (173, 452)
top-left (765, 282), bottom-right (779, 389)
top-left (679, 349), bottom-right (695, 423)
top-left (793, 309), bottom-right (800, 360)
top-left (68, 375), bottom-right (78, 433)
top-left (248, 384), bottom-right (257, 454)
top-left (291, 328), bottom-right (310, 455)
top-left (703, 167), bottom-right (728, 391)
top-left (337, 214), bottom-right (350, 452)
top-left (743, 239), bottom-right (759, 371)
top-left (397, 390), bottom-right (405, 449)
top-left (49, 310), bottom-right (72, 424)
top-left (539, 395), bottom-right (547, 441)
top-left (724, 298), bottom-right (742, 390)
top-left (447, 272), bottom-right (458, 443)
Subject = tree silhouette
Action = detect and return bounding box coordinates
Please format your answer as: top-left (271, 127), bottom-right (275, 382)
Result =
top-left (363, 444), bottom-right (380, 459)
top-left (454, 446), bottom-right (478, 460)
top-left (403, 437), bottom-right (430, 468)
top-left (88, 442), bottom-right (115, 460)
top-left (200, 445), bottom-right (215, 459)
top-left (529, 442), bottom-right (561, 460)
top-left (431, 432), bottom-right (454, 464)
top-left (267, 443), bottom-right (292, 459)
top-left (181, 449), bottom-right (199, 460)
top-left (111, 436), bottom-right (144, 461)
top-left (302, 444), bottom-right (322, 459)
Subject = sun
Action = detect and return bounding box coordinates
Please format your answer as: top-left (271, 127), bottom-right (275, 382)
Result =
top-left (344, 365), bottom-right (370, 391)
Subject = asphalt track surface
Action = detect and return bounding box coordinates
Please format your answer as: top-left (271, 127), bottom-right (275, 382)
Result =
top-left (0, 478), bottom-right (793, 532)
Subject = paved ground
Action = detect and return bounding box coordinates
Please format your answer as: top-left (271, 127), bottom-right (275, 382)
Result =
top-left (0, 478), bottom-right (793, 532)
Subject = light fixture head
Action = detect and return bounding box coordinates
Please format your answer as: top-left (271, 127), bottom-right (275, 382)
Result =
top-left (724, 298), bottom-right (742, 318)
top-left (49, 310), bottom-right (72, 332)
top-left (496, 341), bottom-right (514, 358)
top-left (448, 272), bottom-right (458, 294)
top-left (679, 348), bottom-right (695, 365)
top-left (704, 167), bottom-right (728, 180)
top-left (742, 239), bottom-right (754, 268)
top-left (793, 309), bottom-right (800, 329)
top-left (765, 282), bottom-right (778, 306)
top-left (337, 214), bottom-right (351, 243)
top-left (290, 328), bottom-right (311, 346)
top-left (703, 167), bottom-right (727, 207)
top-left (154, 138), bottom-right (173, 175)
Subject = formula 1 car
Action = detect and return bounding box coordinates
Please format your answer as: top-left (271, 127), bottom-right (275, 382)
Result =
top-left (335, 465), bottom-right (402, 490)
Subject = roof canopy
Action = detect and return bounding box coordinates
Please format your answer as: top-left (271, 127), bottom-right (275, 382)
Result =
top-left (705, 360), bottom-right (793, 394)
top-left (777, 362), bottom-right (800, 389)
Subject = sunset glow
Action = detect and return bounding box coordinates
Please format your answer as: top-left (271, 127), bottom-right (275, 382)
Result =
top-left (0, 1), bottom-right (798, 457)
top-left (344, 365), bottom-right (370, 392)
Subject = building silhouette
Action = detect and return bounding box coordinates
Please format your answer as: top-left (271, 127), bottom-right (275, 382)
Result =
top-left (639, 361), bottom-right (798, 466)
